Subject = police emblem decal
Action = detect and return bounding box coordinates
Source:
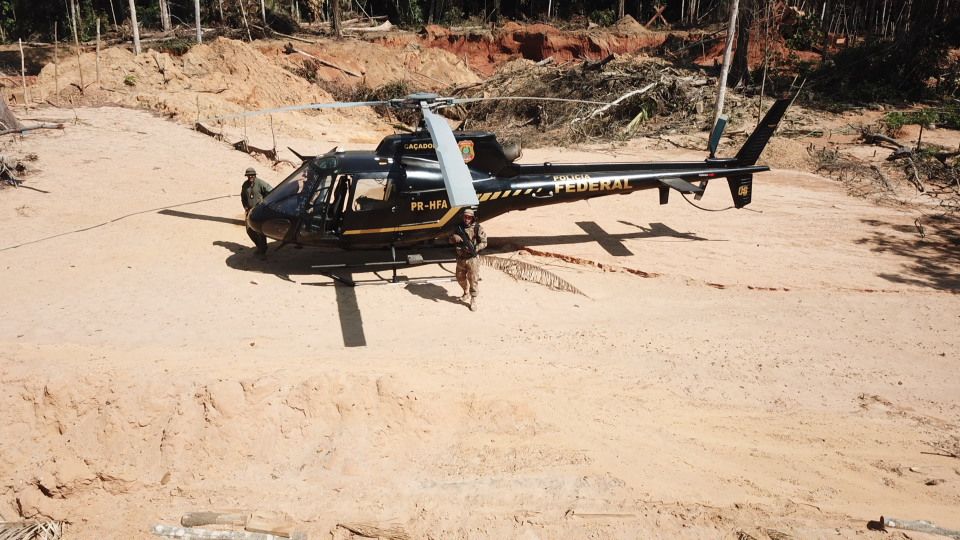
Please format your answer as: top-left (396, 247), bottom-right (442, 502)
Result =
top-left (459, 140), bottom-right (476, 163)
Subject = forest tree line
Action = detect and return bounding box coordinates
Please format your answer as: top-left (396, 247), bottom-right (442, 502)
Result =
top-left (0, 0), bottom-right (956, 42)
top-left (0, 0), bottom-right (956, 102)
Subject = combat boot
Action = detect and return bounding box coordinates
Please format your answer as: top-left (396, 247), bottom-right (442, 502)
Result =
top-left (459, 292), bottom-right (471, 303)
top-left (469, 296), bottom-right (478, 312)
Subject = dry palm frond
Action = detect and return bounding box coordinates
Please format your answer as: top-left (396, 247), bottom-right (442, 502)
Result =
top-left (0, 521), bottom-right (64, 540)
top-left (480, 255), bottom-right (586, 296)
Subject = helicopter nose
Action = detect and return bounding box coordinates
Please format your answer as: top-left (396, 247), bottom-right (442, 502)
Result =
top-left (248, 204), bottom-right (292, 241)
top-left (246, 204), bottom-right (264, 233)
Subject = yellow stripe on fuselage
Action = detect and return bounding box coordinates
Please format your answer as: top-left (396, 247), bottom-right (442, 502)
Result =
top-left (342, 207), bottom-right (461, 235)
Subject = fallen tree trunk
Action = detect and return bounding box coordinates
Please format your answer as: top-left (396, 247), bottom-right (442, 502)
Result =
top-left (282, 43), bottom-right (362, 77)
top-left (336, 522), bottom-right (410, 540)
top-left (881, 516), bottom-right (960, 539)
top-left (0, 123), bottom-right (65, 136)
top-left (233, 139), bottom-right (278, 162)
top-left (343, 20), bottom-right (394, 33)
top-left (0, 98), bottom-right (23, 132)
top-left (861, 131), bottom-right (913, 159)
top-left (194, 122), bottom-right (224, 141)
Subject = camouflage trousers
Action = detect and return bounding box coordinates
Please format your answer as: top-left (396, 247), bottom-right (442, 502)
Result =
top-left (456, 256), bottom-right (480, 297)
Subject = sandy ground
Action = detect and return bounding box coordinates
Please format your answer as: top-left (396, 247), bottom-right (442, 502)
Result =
top-left (1, 105), bottom-right (959, 540)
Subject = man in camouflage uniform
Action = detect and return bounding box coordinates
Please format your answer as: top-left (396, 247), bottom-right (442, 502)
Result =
top-left (449, 208), bottom-right (487, 312)
top-left (241, 167), bottom-right (272, 256)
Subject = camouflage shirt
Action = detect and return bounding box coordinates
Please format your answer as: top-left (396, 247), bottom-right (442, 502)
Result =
top-left (452, 222), bottom-right (487, 259)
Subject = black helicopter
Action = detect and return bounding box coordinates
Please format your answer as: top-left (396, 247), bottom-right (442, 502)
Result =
top-left (243, 92), bottom-right (794, 252)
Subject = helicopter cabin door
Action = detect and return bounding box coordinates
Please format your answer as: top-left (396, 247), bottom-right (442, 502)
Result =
top-left (300, 174), bottom-right (351, 240)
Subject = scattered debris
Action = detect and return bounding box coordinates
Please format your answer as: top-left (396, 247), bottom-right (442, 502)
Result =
top-left (925, 436), bottom-right (960, 459)
top-left (454, 56), bottom-right (718, 145)
top-left (0, 123), bottom-right (65, 137)
top-left (480, 254), bottom-right (587, 296)
top-left (0, 521), bottom-right (63, 540)
top-left (152, 525), bottom-right (283, 539)
top-left (334, 522), bottom-right (408, 540)
top-left (880, 515), bottom-right (960, 539)
top-left (282, 43), bottom-right (362, 78)
top-left (152, 524), bottom-right (306, 540)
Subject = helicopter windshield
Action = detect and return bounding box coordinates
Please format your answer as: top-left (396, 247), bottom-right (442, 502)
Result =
top-left (262, 157), bottom-right (336, 215)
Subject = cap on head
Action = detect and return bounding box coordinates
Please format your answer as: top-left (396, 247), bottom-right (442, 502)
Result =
top-left (463, 208), bottom-right (476, 218)
top-left (245, 167), bottom-right (257, 176)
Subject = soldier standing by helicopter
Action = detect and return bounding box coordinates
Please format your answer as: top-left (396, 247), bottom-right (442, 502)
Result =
top-left (449, 208), bottom-right (487, 312)
top-left (241, 167), bottom-right (272, 257)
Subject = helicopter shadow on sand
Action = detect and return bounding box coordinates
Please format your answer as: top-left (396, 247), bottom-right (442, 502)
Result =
top-left (490, 220), bottom-right (717, 257)
top-left (215, 239), bottom-right (374, 348)
top-left (212, 239), bottom-right (461, 349)
top-left (168, 208), bottom-right (716, 348)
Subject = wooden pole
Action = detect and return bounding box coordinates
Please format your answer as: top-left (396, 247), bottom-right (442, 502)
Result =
top-left (159, 0), bottom-right (172, 31)
top-left (18, 39), bottom-right (29, 109)
top-left (269, 115), bottom-right (276, 155)
top-left (712, 0), bottom-right (739, 130)
top-left (96, 18), bottom-right (101, 87)
top-left (128, 0), bottom-right (142, 55)
top-left (54, 23), bottom-right (60, 105)
top-left (71, 5), bottom-right (86, 90)
top-left (108, 0), bottom-right (119, 30)
top-left (238, 0), bottom-right (252, 42)
top-left (194, 0), bottom-right (203, 43)
top-left (332, 0), bottom-right (342, 38)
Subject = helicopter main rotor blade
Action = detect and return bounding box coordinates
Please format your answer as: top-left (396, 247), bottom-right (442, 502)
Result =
top-left (201, 100), bottom-right (391, 123)
top-left (708, 115), bottom-right (728, 158)
top-left (420, 103), bottom-right (479, 208)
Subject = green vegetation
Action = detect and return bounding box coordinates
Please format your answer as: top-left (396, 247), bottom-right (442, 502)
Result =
top-left (809, 15), bottom-right (960, 104)
top-left (587, 8), bottom-right (617, 26)
top-left (883, 104), bottom-right (960, 134)
top-left (148, 37), bottom-right (196, 56)
top-left (784, 12), bottom-right (823, 51)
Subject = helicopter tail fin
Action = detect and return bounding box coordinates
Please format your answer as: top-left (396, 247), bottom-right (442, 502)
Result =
top-left (734, 96), bottom-right (794, 166)
top-left (726, 174), bottom-right (753, 208)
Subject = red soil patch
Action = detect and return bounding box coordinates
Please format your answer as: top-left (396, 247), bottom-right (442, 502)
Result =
top-left (410, 22), bottom-right (669, 76)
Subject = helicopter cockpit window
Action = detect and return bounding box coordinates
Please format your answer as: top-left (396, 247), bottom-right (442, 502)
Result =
top-left (262, 157), bottom-right (337, 212)
top-left (352, 177), bottom-right (393, 211)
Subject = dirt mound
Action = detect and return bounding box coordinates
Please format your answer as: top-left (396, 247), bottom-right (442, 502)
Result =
top-left (612, 15), bottom-right (651, 34)
top-left (33, 38), bottom-right (385, 143)
top-left (1, 370), bottom-right (442, 534)
top-left (266, 38), bottom-right (481, 90)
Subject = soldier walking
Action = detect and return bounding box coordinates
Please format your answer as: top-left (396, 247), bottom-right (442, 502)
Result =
top-left (241, 167), bottom-right (272, 256)
top-left (449, 208), bottom-right (487, 311)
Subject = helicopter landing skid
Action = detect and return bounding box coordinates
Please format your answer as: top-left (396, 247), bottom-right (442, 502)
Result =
top-left (312, 248), bottom-right (457, 287)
